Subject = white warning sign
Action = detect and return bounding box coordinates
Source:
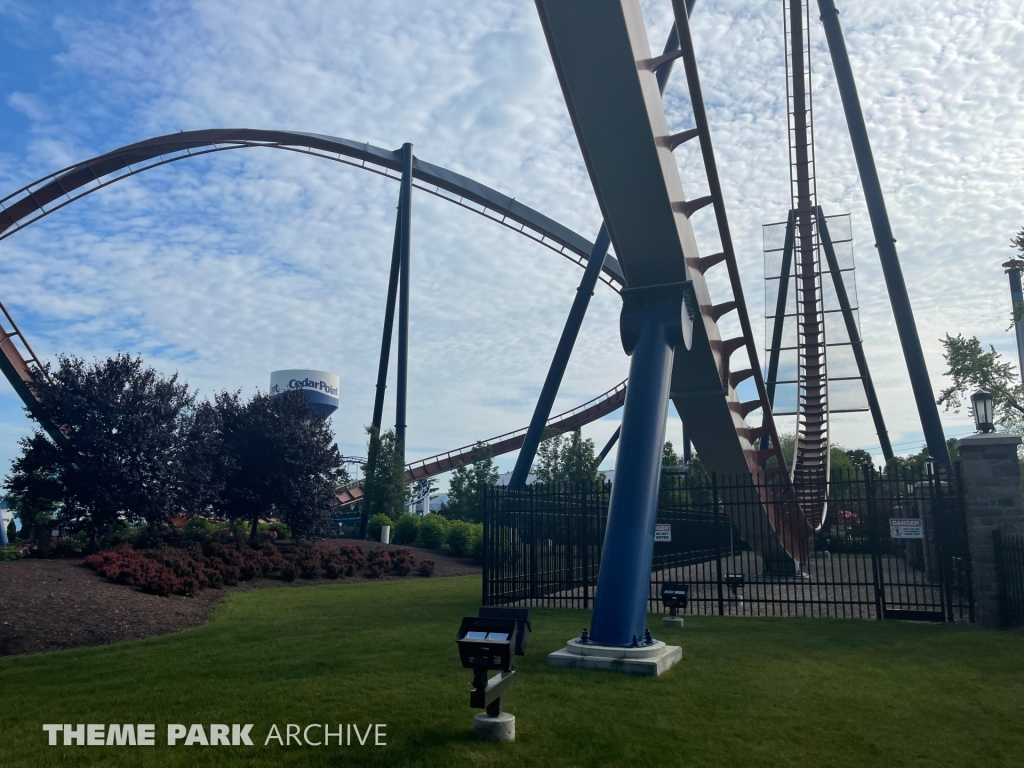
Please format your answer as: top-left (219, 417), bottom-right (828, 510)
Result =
top-left (654, 524), bottom-right (671, 542)
top-left (890, 519), bottom-right (924, 539)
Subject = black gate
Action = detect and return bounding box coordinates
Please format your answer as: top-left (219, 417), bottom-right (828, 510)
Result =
top-left (483, 467), bottom-right (973, 623)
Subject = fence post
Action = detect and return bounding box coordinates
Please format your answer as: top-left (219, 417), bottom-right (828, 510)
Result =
top-left (864, 466), bottom-right (885, 620)
top-left (959, 433), bottom-right (1024, 627)
top-left (714, 472), bottom-right (723, 616)
top-left (483, 485), bottom-right (490, 606)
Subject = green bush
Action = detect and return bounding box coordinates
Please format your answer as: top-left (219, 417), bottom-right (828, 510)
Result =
top-left (445, 521), bottom-right (483, 558)
top-left (184, 518), bottom-right (214, 535)
top-left (366, 513), bottom-right (394, 542)
top-left (392, 514), bottom-right (420, 545)
top-left (6, 520), bottom-right (17, 542)
top-left (418, 514), bottom-right (449, 550)
top-left (260, 521), bottom-right (291, 540)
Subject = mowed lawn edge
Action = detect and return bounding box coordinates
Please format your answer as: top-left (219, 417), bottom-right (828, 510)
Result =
top-left (0, 575), bottom-right (1021, 768)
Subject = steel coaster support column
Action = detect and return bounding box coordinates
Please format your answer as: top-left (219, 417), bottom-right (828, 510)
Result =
top-left (817, 207), bottom-right (893, 463)
top-left (682, 426), bottom-right (692, 464)
top-left (589, 282), bottom-right (694, 647)
top-left (760, 210), bottom-right (796, 454)
top-left (817, 0), bottom-right (949, 465)
top-left (508, 10), bottom-right (692, 490)
top-left (1004, 259), bottom-right (1024, 383)
top-left (371, 207), bottom-right (403, 432)
top-left (596, 425), bottom-right (621, 465)
top-left (396, 142), bottom-right (413, 458)
top-left (509, 227), bottom-right (610, 488)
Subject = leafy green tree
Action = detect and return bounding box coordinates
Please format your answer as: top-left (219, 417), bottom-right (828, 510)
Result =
top-left (662, 441), bottom-right (682, 469)
top-left (217, 389), bottom-right (346, 540)
top-left (533, 429), bottom-right (601, 485)
top-left (938, 333), bottom-right (1024, 434)
top-left (443, 443), bottom-right (498, 523)
top-left (3, 354), bottom-right (219, 543)
top-left (361, 426), bottom-right (408, 523)
top-left (844, 448), bottom-right (874, 469)
top-left (562, 430), bottom-right (601, 484)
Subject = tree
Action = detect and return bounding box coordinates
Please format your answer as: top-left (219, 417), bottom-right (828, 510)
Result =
top-left (533, 429), bottom-right (601, 485)
top-left (938, 333), bottom-right (1024, 434)
top-left (3, 354), bottom-right (217, 542)
top-left (361, 426), bottom-right (407, 522)
top-left (562, 430), bottom-right (601, 485)
top-left (443, 443), bottom-right (498, 523)
top-left (217, 389), bottom-right (346, 540)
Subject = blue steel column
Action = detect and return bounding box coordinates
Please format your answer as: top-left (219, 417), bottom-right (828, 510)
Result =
top-left (1004, 260), bottom-right (1024, 383)
top-left (508, 227), bottom-right (610, 488)
top-left (395, 143), bottom-right (413, 457)
top-left (371, 207), bottom-right (403, 432)
top-left (817, 0), bottom-right (949, 466)
top-left (589, 283), bottom-right (692, 647)
top-left (508, 13), bottom-right (692, 489)
top-left (760, 211), bottom-right (796, 454)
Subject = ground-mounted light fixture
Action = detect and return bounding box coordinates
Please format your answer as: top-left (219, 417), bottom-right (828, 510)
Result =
top-left (455, 608), bottom-right (531, 742)
top-left (726, 573), bottom-right (745, 604)
top-left (661, 582), bottom-right (688, 628)
top-left (971, 388), bottom-right (995, 433)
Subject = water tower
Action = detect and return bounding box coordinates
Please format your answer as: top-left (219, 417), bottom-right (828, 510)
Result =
top-left (269, 369), bottom-right (340, 417)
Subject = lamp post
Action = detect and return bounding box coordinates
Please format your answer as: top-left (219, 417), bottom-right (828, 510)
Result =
top-left (970, 389), bottom-right (995, 434)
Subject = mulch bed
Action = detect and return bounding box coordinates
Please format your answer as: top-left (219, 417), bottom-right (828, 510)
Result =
top-left (0, 540), bottom-right (480, 658)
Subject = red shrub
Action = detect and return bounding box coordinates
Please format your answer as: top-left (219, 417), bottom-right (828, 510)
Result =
top-left (418, 560), bottom-right (435, 577)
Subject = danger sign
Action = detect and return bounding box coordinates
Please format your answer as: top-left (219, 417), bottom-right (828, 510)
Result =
top-left (890, 519), bottom-right (923, 539)
top-left (654, 524), bottom-right (671, 542)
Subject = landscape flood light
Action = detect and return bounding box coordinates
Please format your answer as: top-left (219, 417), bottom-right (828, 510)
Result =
top-left (455, 608), bottom-right (531, 742)
top-left (661, 582), bottom-right (688, 628)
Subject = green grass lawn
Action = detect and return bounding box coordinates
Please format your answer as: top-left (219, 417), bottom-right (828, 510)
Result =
top-left (1, 575), bottom-right (1021, 767)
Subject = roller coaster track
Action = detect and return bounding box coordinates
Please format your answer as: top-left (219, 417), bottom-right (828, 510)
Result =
top-left (0, 129), bottom-right (629, 505)
top-left (0, 97), bottom-right (812, 564)
top-left (537, 0), bottom-right (814, 566)
top-left (336, 380), bottom-right (626, 506)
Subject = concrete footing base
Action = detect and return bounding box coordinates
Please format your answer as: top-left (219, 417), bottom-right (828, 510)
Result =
top-left (662, 615), bottom-right (684, 628)
top-left (473, 712), bottom-right (515, 742)
top-left (548, 637), bottom-right (681, 676)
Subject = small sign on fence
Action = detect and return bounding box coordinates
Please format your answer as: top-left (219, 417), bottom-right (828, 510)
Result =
top-left (890, 519), bottom-right (924, 539)
top-left (654, 524), bottom-right (671, 542)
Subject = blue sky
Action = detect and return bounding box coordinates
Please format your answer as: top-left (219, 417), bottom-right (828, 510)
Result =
top-left (1, 0), bottom-right (1023, 486)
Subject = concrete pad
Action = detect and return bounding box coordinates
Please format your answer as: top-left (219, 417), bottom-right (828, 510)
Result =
top-left (473, 712), bottom-right (515, 742)
top-left (662, 615), bottom-right (685, 628)
top-left (548, 637), bottom-right (681, 676)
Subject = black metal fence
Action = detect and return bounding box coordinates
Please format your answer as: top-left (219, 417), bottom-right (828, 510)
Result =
top-left (483, 467), bottom-right (973, 623)
top-left (994, 531), bottom-right (1024, 627)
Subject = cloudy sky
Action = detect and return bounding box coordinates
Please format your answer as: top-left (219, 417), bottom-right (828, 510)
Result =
top-left (1, 0), bottom-right (1022, 486)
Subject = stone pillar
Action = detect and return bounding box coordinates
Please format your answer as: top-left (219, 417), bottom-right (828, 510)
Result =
top-left (959, 433), bottom-right (1024, 628)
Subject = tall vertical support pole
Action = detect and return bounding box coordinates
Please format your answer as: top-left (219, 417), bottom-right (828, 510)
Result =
top-left (817, 0), bottom-right (950, 465)
top-left (817, 207), bottom-right (894, 463)
top-left (371, 207), bottom-right (403, 432)
top-left (588, 284), bottom-right (693, 647)
top-left (760, 210), bottom-right (797, 454)
top-left (508, 11), bottom-right (693, 490)
top-left (682, 428), bottom-right (691, 465)
top-left (508, 228), bottom-right (610, 488)
top-left (395, 143), bottom-right (413, 459)
top-left (1004, 259), bottom-right (1024, 384)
